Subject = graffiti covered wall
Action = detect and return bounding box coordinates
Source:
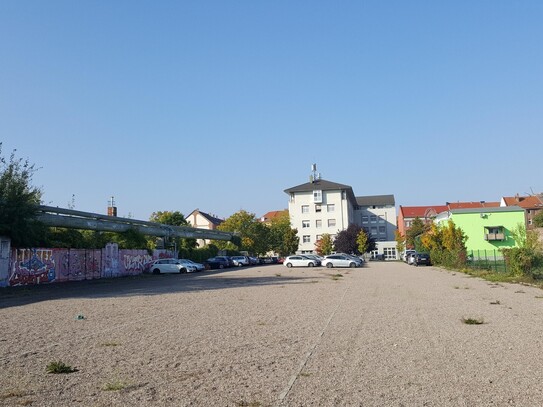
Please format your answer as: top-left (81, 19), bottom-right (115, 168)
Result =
top-left (2, 245), bottom-right (174, 287)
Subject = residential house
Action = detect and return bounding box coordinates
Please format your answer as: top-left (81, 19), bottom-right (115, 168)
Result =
top-left (260, 210), bottom-right (288, 225)
top-left (501, 194), bottom-right (543, 230)
top-left (185, 209), bottom-right (224, 247)
top-left (398, 205), bottom-right (448, 237)
top-left (434, 206), bottom-right (525, 254)
top-left (284, 176), bottom-right (397, 259)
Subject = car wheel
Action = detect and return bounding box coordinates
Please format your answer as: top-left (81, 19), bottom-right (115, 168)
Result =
top-left (307, 262), bottom-right (314, 267)
top-left (326, 263), bottom-right (333, 268)
top-left (415, 262), bottom-right (418, 267)
top-left (219, 264), bottom-right (224, 269)
top-left (180, 268), bottom-right (187, 273)
top-left (349, 262), bottom-right (356, 268)
top-left (286, 263), bottom-right (292, 268)
top-left (152, 268), bottom-right (160, 274)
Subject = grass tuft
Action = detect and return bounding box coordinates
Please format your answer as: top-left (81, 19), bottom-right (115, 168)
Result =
top-left (46, 361), bottom-right (77, 374)
top-left (462, 317), bottom-right (484, 325)
top-left (103, 379), bottom-right (127, 391)
top-left (100, 342), bottom-right (120, 347)
top-left (0, 390), bottom-right (25, 399)
top-left (237, 401), bottom-right (262, 407)
top-left (489, 300), bottom-right (500, 305)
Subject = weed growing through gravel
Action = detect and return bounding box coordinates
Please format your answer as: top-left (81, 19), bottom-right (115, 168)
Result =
top-left (275, 273), bottom-right (281, 277)
top-left (237, 401), bottom-right (262, 407)
top-left (462, 317), bottom-right (484, 325)
top-left (515, 290), bottom-right (525, 294)
top-left (46, 361), bottom-right (77, 374)
top-left (490, 300), bottom-right (501, 305)
top-left (299, 372), bottom-right (311, 377)
top-left (535, 296), bottom-right (543, 299)
top-left (453, 286), bottom-right (460, 289)
top-left (100, 342), bottom-right (120, 347)
top-left (0, 390), bottom-right (25, 399)
top-left (103, 379), bottom-right (127, 391)
top-left (331, 274), bottom-right (343, 280)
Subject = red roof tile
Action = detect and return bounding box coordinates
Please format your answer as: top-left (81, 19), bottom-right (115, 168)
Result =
top-left (502, 195), bottom-right (543, 209)
top-left (399, 205), bottom-right (449, 218)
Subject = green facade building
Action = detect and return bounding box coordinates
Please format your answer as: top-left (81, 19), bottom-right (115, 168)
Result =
top-left (435, 206), bottom-right (525, 252)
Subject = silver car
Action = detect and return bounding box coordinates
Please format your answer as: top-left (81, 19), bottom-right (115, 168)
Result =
top-left (322, 254), bottom-right (362, 268)
top-left (149, 259), bottom-right (194, 274)
top-left (284, 255), bottom-right (319, 268)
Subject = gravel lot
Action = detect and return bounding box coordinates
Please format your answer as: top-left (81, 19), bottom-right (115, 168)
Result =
top-left (1, 262), bottom-right (543, 406)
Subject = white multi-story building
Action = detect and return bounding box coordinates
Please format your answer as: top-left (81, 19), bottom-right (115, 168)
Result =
top-left (284, 177), bottom-right (398, 259)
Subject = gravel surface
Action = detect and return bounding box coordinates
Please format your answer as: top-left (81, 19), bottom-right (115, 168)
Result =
top-left (1, 262), bottom-right (543, 406)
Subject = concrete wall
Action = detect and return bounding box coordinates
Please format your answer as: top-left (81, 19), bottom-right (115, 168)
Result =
top-left (1, 243), bottom-right (174, 287)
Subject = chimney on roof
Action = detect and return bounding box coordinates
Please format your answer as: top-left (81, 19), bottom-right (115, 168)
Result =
top-left (515, 193), bottom-right (520, 202)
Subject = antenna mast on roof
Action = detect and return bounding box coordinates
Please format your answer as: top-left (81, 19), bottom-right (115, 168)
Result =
top-left (310, 163), bottom-right (320, 183)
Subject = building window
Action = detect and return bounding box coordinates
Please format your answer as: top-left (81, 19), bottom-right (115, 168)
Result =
top-left (302, 205), bottom-right (309, 213)
top-left (384, 247), bottom-right (396, 259)
top-left (370, 215), bottom-right (377, 223)
top-left (303, 235), bottom-right (311, 243)
top-left (378, 216), bottom-right (385, 223)
top-left (379, 237), bottom-right (386, 241)
top-left (315, 204), bottom-right (322, 213)
top-left (371, 227), bottom-right (377, 235)
top-left (529, 219), bottom-right (533, 225)
top-left (316, 234), bottom-right (322, 241)
top-left (316, 219), bottom-right (322, 228)
top-left (379, 226), bottom-right (386, 234)
top-left (327, 204), bottom-right (335, 212)
top-left (328, 219), bottom-right (336, 227)
top-left (362, 215), bottom-right (369, 223)
top-left (302, 220), bottom-right (310, 228)
top-left (313, 190), bottom-right (322, 203)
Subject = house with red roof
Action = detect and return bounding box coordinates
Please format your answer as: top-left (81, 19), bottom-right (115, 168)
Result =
top-left (397, 205), bottom-right (448, 237)
top-left (500, 194), bottom-right (543, 229)
top-left (260, 210), bottom-right (288, 225)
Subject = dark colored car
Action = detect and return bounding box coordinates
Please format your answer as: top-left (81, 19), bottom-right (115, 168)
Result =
top-left (204, 257), bottom-right (230, 270)
top-left (414, 253), bottom-right (431, 266)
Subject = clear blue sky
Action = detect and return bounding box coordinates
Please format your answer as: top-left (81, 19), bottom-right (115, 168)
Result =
top-left (1, 1), bottom-right (542, 220)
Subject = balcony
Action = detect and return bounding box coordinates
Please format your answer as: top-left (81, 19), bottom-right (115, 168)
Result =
top-left (485, 233), bottom-right (505, 241)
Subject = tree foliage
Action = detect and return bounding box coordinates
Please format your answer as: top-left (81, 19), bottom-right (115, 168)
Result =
top-left (334, 224), bottom-right (359, 254)
top-left (0, 144), bottom-right (44, 246)
top-left (420, 220), bottom-right (467, 268)
top-left (216, 210), bottom-right (270, 255)
top-left (395, 230), bottom-right (405, 254)
top-left (356, 229), bottom-right (371, 254)
top-left (406, 217), bottom-right (428, 250)
top-left (502, 223), bottom-right (543, 278)
top-left (315, 233), bottom-right (333, 256)
top-left (268, 211), bottom-right (298, 256)
top-left (149, 210), bottom-right (196, 251)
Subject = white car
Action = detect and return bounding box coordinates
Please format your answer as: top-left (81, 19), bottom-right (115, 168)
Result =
top-left (181, 259), bottom-right (205, 272)
top-left (322, 254), bottom-right (362, 268)
top-left (148, 259), bottom-right (195, 274)
top-left (284, 255), bottom-right (319, 268)
top-left (231, 256), bottom-right (250, 266)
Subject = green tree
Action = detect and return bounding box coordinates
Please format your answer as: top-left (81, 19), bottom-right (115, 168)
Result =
top-left (108, 228), bottom-right (149, 249)
top-left (356, 229), bottom-right (370, 254)
top-left (268, 211), bottom-right (299, 256)
top-left (406, 217), bottom-right (427, 249)
top-left (0, 144), bottom-right (44, 247)
top-left (395, 230), bottom-right (405, 255)
top-left (315, 233), bottom-right (333, 256)
top-left (216, 210), bottom-right (270, 255)
top-left (420, 220), bottom-right (467, 268)
top-left (282, 227), bottom-right (299, 256)
top-left (534, 211), bottom-right (543, 228)
top-left (149, 210), bottom-right (196, 251)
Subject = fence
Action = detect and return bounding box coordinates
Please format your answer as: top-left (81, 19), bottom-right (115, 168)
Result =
top-left (466, 249), bottom-right (508, 273)
top-left (1, 243), bottom-right (174, 287)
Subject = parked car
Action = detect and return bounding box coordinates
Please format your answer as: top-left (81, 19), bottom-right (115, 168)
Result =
top-left (303, 254), bottom-right (324, 263)
top-left (283, 255), bottom-right (319, 268)
top-left (231, 255), bottom-right (250, 267)
top-left (148, 259), bottom-right (192, 274)
top-left (414, 253), bottom-right (431, 266)
top-left (407, 252), bottom-right (417, 265)
top-left (322, 254), bottom-right (362, 268)
top-left (249, 256), bottom-right (260, 265)
top-left (204, 257), bottom-right (230, 270)
top-left (402, 250), bottom-right (416, 262)
top-left (181, 259), bottom-right (205, 272)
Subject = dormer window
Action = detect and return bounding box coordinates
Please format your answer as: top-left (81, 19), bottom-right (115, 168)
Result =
top-left (313, 190), bottom-right (322, 203)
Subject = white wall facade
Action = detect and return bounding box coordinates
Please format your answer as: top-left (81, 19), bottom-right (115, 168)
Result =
top-left (288, 189), bottom-right (352, 253)
top-left (355, 206), bottom-right (397, 242)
